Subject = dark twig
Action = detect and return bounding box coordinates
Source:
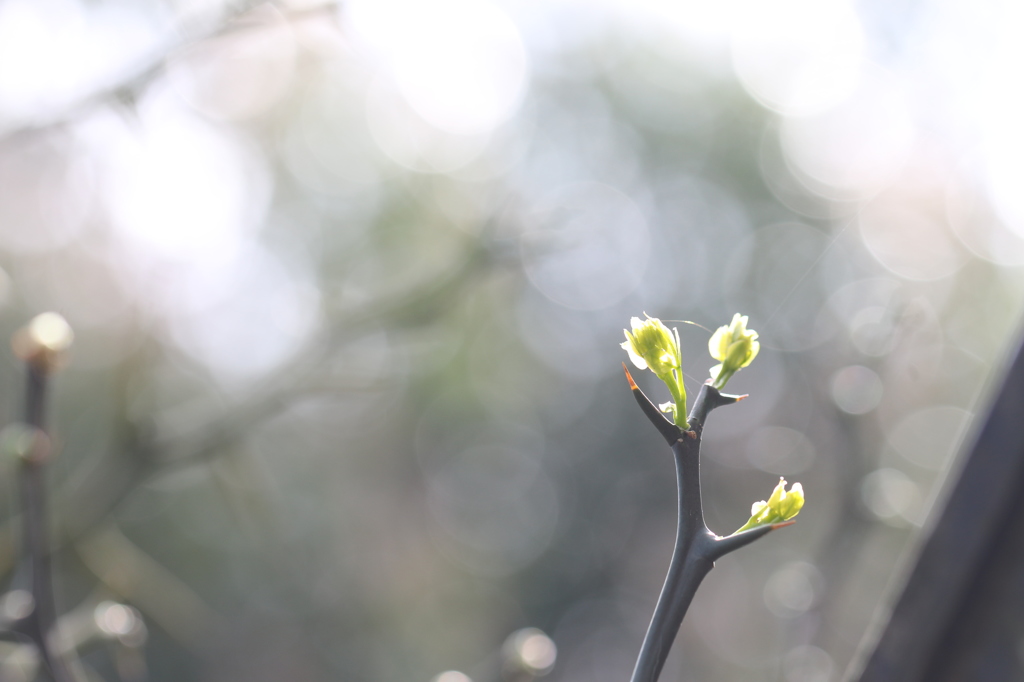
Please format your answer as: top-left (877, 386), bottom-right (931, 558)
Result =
top-left (9, 317), bottom-right (78, 682)
top-left (623, 365), bottom-right (682, 444)
top-left (624, 376), bottom-right (781, 682)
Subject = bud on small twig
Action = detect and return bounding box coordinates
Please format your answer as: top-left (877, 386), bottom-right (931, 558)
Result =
top-left (621, 315), bottom-right (688, 428)
top-left (732, 478), bottom-right (805, 534)
top-left (11, 313), bottom-right (74, 374)
top-left (708, 313), bottom-right (759, 390)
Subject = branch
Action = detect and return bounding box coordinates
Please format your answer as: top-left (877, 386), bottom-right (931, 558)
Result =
top-left (686, 381), bottom-right (745, 431)
top-left (628, 434), bottom-right (714, 682)
top-left (626, 379), bottom-right (767, 682)
top-left (707, 524), bottom-right (777, 561)
top-left (9, 317), bottom-right (79, 682)
top-left (623, 365), bottom-right (682, 445)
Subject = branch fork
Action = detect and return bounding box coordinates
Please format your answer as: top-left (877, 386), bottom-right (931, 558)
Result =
top-left (623, 367), bottom-right (788, 682)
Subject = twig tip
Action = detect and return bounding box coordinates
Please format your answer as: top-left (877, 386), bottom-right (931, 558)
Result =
top-left (622, 363), bottom-right (639, 390)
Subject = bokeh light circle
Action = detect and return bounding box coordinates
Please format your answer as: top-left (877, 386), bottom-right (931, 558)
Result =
top-left (519, 182), bottom-right (650, 311)
top-left (348, 0), bottom-right (527, 136)
top-left (732, 0), bottom-right (865, 116)
top-left (780, 66), bottom-right (915, 201)
top-left (831, 365), bottom-right (884, 414)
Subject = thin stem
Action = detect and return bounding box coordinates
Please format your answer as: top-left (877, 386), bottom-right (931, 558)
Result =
top-left (669, 327), bottom-right (687, 426)
top-left (18, 365), bottom-right (76, 682)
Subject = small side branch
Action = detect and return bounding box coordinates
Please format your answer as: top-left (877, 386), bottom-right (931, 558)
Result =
top-left (707, 524), bottom-right (776, 561)
top-left (624, 365), bottom-right (682, 444)
top-left (686, 381), bottom-right (745, 431)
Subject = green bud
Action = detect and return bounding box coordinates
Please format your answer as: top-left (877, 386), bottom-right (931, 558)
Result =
top-left (622, 315), bottom-right (688, 428)
top-left (708, 313), bottom-right (759, 390)
top-left (732, 478), bottom-right (804, 534)
top-left (622, 316), bottom-right (680, 377)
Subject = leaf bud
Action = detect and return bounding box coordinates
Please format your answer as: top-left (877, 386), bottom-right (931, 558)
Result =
top-left (732, 478), bottom-right (804, 534)
top-left (708, 313), bottom-right (759, 389)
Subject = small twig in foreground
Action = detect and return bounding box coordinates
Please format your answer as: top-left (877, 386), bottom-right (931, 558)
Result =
top-left (8, 313), bottom-right (78, 682)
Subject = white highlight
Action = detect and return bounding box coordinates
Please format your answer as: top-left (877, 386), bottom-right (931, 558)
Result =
top-left (100, 93), bottom-right (265, 267)
top-left (84, 90), bottom-right (314, 383)
top-left (348, 0), bottom-right (527, 136)
top-left (0, 0), bottom-right (159, 125)
top-left (167, 244), bottom-right (320, 384)
top-left (365, 76), bottom-right (491, 174)
top-left (732, 0), bottom-right (865, 116)
top-left (780, 67), bottom-right (915, 201)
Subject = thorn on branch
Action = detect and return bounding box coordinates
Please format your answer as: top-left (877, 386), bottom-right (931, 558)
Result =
top-left (623, 363), bottom-right (639, 390)
top-left (623, 364), bottom-right (683, 445)
top-left (686, 383), bottom-right (747, 430)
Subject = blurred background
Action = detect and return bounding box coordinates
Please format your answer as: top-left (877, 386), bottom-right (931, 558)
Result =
top-left (0, 0), bottom-right (1020, 680)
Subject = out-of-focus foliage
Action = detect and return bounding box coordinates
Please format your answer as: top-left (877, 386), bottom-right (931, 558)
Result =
top-left (0, 0), bottom-right (1019, 681)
